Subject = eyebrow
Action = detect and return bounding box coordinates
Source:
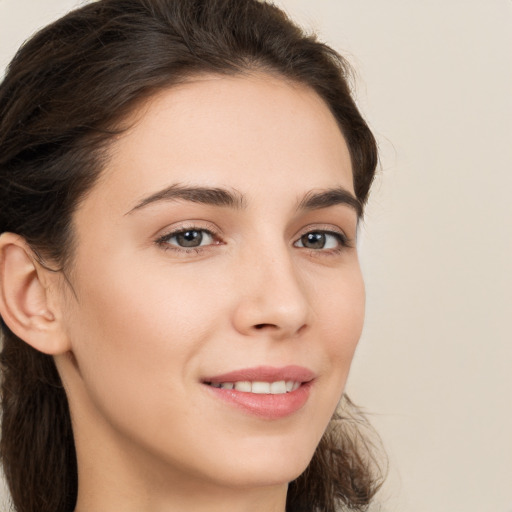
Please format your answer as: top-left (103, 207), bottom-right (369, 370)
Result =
top-left (125, 184), bottom-right (246, 215)
top-left (126, 184), bottom-right (361, 217)
top-left (297, 188), bottom-right (362, 217)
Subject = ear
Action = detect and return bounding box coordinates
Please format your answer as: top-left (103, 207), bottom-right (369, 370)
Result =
top-left (0, 233), bottom-right (71, 355)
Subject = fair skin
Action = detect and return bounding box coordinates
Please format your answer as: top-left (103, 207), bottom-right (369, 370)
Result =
top-left (0, 74), bottom-right (365, 512)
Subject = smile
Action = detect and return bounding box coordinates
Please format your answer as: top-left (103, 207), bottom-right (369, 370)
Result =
top-left (202, 366), bottom-right (315, 419)
top-left (206, 380), bottom-right (302, 394)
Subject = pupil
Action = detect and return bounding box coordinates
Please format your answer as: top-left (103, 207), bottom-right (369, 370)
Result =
top-left (302, 232), bottom-right (325, 249)
top-left (177, 230), bottom-right (202, 247)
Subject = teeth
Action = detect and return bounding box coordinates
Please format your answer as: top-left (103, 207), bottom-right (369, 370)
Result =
top-left (251, 381), bottom-right (271, 394)
top-left (210, 380), bottom-right (301, 394)
top-left (234, 381), bottom-right (252, 392)
top-left (270, 381), bottom-right (287, 394)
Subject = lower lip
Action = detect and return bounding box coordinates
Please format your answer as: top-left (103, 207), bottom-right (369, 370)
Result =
top-left (203, 381), bottom-right (313, 419)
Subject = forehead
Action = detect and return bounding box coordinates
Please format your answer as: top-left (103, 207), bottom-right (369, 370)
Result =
top-left (87, 73), bottom-right (354, 213)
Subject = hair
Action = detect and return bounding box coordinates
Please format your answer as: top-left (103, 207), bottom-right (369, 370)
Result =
top-left (0, 1), bottom-right (383, 511)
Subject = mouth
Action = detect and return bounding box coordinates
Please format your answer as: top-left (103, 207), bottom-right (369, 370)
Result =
top-left (201, 366), bottom-right (315, 419)
top-left (204, 380), bottom-right (302, 394)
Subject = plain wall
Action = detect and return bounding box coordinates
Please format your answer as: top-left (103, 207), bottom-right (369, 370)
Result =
top-left (1, 1), bottom-right (511, 511)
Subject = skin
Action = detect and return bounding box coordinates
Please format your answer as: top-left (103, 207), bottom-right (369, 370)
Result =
top-left (0, 73), bottom-right (365, 512)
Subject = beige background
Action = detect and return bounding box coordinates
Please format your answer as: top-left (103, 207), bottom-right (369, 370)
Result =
top-left (1, 1), bottom-right (511, 511)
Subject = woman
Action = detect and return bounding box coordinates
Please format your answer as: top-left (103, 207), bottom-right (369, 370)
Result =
top-left (0, 0), bottom-right (384, 511)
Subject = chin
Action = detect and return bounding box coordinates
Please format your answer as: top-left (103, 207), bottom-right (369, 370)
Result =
top-left (202, 439), bottom-right (317, 489)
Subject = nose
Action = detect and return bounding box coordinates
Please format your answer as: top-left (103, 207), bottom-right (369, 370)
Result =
top-left (231, 245), bottom-right (311, 340)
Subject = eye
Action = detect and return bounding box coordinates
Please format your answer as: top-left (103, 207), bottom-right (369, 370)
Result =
top-left (158, 228), bottom-right (216, 249)
top-left (294, 230), bottom-right (347, 250)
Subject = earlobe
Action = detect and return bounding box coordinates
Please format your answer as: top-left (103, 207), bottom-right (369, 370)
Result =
top-left (0, 233), bottom-right (70, 355)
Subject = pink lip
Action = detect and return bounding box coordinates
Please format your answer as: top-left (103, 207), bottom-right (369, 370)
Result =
top-left (203, 365), bottom-right (316, 384)
top-left (202, 365), bottom-right (315, 420)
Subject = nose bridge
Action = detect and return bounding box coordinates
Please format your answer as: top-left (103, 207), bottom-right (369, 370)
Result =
top-left (232, 235), bottom-right (311, 337)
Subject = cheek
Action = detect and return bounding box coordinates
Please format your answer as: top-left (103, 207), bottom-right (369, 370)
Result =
top-left (63, 260), bottom-right (225, 418)
top-left (317, 267), bottom-right (365, 382)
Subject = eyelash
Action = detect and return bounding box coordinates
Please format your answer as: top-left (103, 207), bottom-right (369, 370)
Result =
top-left (155, 226), bottom-right (352, 256)
top-left (155, 226), bottom-right (220, 255)
top-left (293, 230), bottom-right (351, 254)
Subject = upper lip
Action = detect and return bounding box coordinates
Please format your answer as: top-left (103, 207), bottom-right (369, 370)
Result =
top-left (203, 365), bottom-right (316, 384)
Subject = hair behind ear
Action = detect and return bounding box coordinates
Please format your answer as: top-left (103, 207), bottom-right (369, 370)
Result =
top-left (0, 325), bottom-right (78, 512)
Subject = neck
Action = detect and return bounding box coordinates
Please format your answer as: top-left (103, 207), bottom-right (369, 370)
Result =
top-left (75, 480), bottom-right (287, 512)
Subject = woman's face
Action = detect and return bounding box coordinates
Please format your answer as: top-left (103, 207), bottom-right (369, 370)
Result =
top-left (57, 74), bottom-right (365, 495)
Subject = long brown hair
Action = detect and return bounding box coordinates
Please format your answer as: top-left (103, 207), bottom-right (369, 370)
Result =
top-left (0, 1), bottom-right (384, 510)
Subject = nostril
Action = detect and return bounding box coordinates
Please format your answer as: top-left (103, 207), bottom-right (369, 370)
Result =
top-left (254, 323), bottom-right (276, 330)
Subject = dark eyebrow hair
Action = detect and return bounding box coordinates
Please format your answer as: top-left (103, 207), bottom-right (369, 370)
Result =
top-left (125, 184), bottom-right (246, 214)
top-left (297, 187), bottom-right (362, 217)
top-left (126, 184), bottom-right (361, 217)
